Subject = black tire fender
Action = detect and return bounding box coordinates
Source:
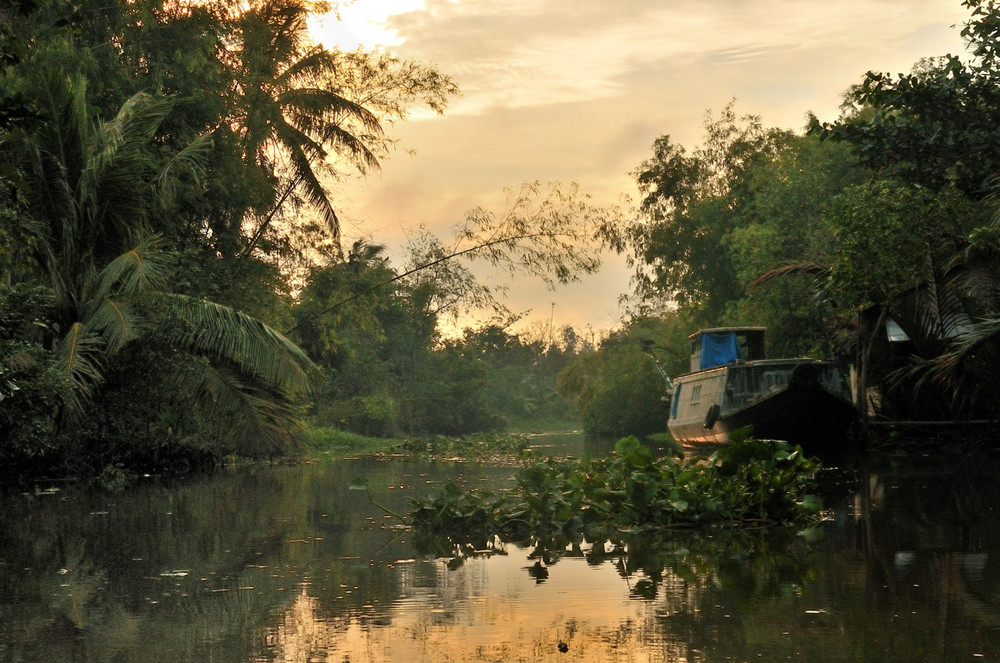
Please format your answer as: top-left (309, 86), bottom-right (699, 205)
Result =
top-left (704, 403), bottom-right (721, 429)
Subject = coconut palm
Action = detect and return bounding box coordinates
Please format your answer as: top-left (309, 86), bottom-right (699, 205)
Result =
top-left (220, 0), bottom-right (383, 257)
top-left (2, 70), bottom-right (316, 454)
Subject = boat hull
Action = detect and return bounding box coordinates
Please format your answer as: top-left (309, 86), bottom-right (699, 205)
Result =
top-left (667, 359), bottom-right (857, 454)
top-left (720, 381), bottom-right (858, 450)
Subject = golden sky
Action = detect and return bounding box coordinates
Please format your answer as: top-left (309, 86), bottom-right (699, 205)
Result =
top-left (311, 0), bottom-right (969, 337)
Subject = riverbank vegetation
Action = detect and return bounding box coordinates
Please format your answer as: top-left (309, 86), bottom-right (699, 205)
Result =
top-left (601, 0), bottom-right (1000, 426)
top-left (303, 427), bottom-right (536, 462)
top-left (5, 1), bottom-right (1000, 480)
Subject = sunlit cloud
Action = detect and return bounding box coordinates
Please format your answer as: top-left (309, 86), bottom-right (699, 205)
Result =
top-left (312, 0), bottom-right (970, 333)
top-left (313, 1), bottom-right (968, 121)
top-left (365, 0), bottom-right (968, 117)
top-left (310, 0), bottom-right (427, 49)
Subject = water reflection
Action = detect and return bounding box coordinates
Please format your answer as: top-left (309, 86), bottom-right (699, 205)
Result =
top-left (2, 448), bottom-right (1000, 662)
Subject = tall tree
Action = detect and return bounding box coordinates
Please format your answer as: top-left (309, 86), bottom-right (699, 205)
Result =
top-left (623, 103), bottom-right (790, 321)
top-left (226, 0), bottom-right (380, 257)
top-left (292, 240), bottom-right (442, 435)
top-left (13, 0), bottom-right (458, 284)
top-left (218, 0), bottom-right (459, 264)
top-left (724, 135), bottom-right (866, 357)
top-left (799, 0), bottom-right (1000, 418)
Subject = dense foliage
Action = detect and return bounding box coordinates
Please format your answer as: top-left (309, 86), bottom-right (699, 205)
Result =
top-left (294, 241), bottom-right (585, 437)
top-left (619, 109), bottom-right (865, 359)
top-left (1, 1), bottom-right (615, 478)
top-left (0, 0), bottom-right (464, 477)
top-left (557, 316), bottom-right (689, 438)
top-left (810, 0), bottom-right (1000, 198)
top-left (0, 284), bottom-right (69, 473)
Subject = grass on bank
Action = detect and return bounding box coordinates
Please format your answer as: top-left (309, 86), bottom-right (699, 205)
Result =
top-left (303, 428), bottom-right (405, 457)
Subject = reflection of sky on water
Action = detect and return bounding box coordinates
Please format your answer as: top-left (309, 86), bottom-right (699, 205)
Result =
top-left (267, 547), bottom-right (682, 662)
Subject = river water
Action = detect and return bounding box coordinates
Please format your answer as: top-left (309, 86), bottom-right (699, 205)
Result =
top-left (2, 436), bottom-right (999, 662)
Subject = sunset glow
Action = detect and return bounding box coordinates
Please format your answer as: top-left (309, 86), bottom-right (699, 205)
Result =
top-left (312, 1), bottom-right (969, 335)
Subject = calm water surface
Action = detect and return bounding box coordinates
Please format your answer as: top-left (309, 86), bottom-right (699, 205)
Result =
top-left (2, 437), bottom-right (1000, 662)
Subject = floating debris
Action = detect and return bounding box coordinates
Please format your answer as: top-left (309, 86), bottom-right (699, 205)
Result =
top-left (159, 570), bottom-right (190, 578)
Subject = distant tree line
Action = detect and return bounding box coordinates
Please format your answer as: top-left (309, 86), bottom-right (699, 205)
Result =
top-left (292, 239), bottom-right (591, 437)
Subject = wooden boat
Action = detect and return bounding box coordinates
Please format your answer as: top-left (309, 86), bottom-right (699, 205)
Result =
top-left (665, 327), bottom-right (857, 451)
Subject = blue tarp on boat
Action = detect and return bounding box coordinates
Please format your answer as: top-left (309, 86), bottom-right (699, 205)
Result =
top-left (699, 332), bottom-right (745, 369)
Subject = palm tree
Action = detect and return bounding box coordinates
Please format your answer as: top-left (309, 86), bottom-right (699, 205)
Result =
top-left (2, 70), bottom-right (316, 455)
top-left (220, 0), bottom-right (383, 258)
top-left (915, 233), bottom-right (1000, 414)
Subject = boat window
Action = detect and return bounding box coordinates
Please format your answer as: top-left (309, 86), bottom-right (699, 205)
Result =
top-left (730, 367), bottom-right (745, 393)
top-left (763, 371), bottom-right (789, 391)
top-left (671, 385), bottom-right (682, 418)
top-left (689, 384), bottom-right (702, 404)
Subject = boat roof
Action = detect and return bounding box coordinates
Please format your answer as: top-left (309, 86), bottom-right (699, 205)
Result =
top-left (687, 326), bottom-right (766, 341)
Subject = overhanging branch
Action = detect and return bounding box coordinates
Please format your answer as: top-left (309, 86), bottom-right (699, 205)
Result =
top-left (284, 231), bottom-right (560, 335)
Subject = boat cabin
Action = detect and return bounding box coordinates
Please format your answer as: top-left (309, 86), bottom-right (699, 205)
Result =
top-left (668, 325), bottom-right (857, 450)
top-left (687, 327), bottom-right (766, 372)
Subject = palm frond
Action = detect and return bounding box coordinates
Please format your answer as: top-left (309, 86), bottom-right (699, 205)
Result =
top-left (275, 116), bottom-right (329, 164)
top-left (886, 247), bottom-right (971, 356)
top-left (168, 356), bottom-right (305, 456)
top-left (56, 322), bottom-right (105, 419)
top-left (274, 45), bottom-right (335, 86)
top-left (20, 73), bottom-right (89, 257)
top-left (93, 237), bottom-right (169, 301)
top-left (81, 92), bottom-right (168, 213)
top-left (314, 116), bottom-right (382, 172)
top-left (934, 316), bottom-right (1000, 379)
top-left (948, 240), bottom-right (1000, 315)
top-left (153, 133), bottom-right (213, 204)
top-left (909, 277), bottom-right (969, 348)
top-left (284, 142), bottom-right (339, 239)
top-left (281, 86), bottom-right (383, 135)
top-left (84, 299), bottom-right (140, 356)
top-left (161, 294), bottom-right (317, 396)
top-left (957, 262), bottom-right (1000, 313)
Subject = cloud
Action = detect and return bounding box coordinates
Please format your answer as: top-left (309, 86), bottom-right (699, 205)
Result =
top-left (376, 0), bottom-right (968, 118)
top-left (318, 0), bottom-right (970, 334)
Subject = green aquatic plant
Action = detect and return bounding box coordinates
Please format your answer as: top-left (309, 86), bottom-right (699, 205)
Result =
top-left (393, 432), bottom-right (534, 462)
top-left (407, 431), bottom-right (823, 556)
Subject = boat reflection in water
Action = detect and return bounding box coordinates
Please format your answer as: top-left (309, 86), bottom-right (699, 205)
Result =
top-left (666, 327), bottom-right (857, 452)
